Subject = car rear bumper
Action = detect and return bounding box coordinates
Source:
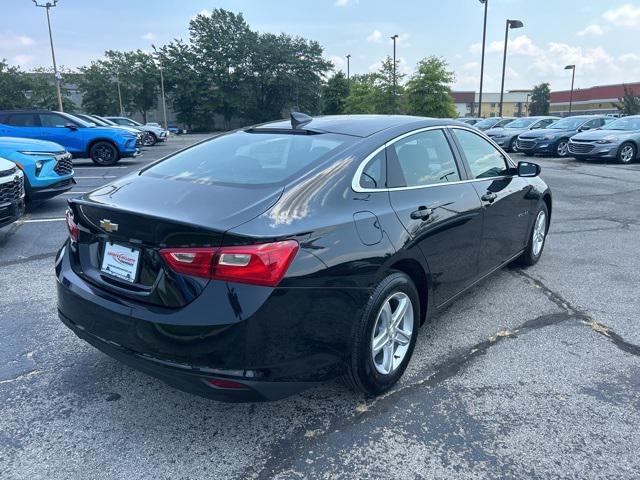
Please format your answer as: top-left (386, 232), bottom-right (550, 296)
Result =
top-left (55, 242), bottom-right (368, 401)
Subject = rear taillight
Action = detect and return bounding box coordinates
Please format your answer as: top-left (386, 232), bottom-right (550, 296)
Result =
top-left (66, 209), bottom-right (79, 243)
top-left (159, 240), bottom-right (299, 287)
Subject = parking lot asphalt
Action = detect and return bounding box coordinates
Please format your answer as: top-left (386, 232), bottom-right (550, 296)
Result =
top-left (1, 135), bottom-right (639, 479)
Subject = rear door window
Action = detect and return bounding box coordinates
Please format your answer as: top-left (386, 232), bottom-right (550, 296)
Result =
top-left (39, 113), bottom-right (69, 127)
top-left (387, 129), bottom-right (461, 188)
top-left (145, 131), bottom-right (351, 186)
top-left (6, 113), bottom-right (38, 126)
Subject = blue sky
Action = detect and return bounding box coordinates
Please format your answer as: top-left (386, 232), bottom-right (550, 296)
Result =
top-left (3, 0), bottom-right (640, 93)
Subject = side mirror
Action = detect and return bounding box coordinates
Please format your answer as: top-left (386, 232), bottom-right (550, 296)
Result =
top-left (64, 123), bottom-right (78, 130)
top-left (518, 161), bottom-right (540, 177)
top-left (579, 126), bottom-right (591, 131)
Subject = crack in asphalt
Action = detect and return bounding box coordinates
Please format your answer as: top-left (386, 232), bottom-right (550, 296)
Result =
top-left (252, 269), bottom-right (639, 479)
top-left (0, 252), bottom-right (57, 269)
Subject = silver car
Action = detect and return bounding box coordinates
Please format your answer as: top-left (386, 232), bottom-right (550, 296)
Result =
top-left (105, 117), bottom-right (168, 146)
top-left (473, 117), bottom-right (516, 131)
top-left (484, 116), bottom-right (560, 152)
top-left (568, 115), bottom-right (640, 164)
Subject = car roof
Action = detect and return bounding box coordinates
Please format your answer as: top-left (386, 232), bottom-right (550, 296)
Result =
top-left (251, 115), bottom-right (465, 138)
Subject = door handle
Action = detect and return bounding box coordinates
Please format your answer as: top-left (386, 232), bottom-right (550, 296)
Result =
top-left (410, 206), bottom-right (434, 220)
top-left (481, 192), bottom-right (497, 203)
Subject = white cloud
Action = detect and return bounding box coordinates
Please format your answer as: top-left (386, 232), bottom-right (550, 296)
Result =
top-left (577, 24), bottom-right (605, 36)
top-left (391, 33), bottom-right (410, 48)
top-left (142, 32), bottom-right (156, 41)
top-left (462, 61), bottom-right (479, 71)
top-left (470, 35), bottom-right (541, 56)
top-left (329, 55), bottom-right (346, 69)
top-left (368, 56), bottom-right (412, 76)
top-left (0, 33), bottom-right (35, 49)
top-left (13, 54), bottom-right (34, 65)
top-left (619, 53), bottom-right (640, 63)
top-left (603, 3), bottom-right (640, 27)
top-left (367, 30), bottom-right (382, 43)
top-left (335, 0), bottom-right (349, 5)
top-left (190, 9), bottom-right (211, 21)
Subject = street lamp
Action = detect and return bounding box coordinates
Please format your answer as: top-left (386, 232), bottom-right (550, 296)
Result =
top-left (565, 64), bottom-right (576, 115)
top-left (32, 0), bottom-right (63, 112)
top-left (391, 34), bottom-right (399, 113)
top-left (478, 0), bottom-right (489, 118)
top-left (346, 54), bottom-right (351, 88)
top-left (499, 19), bottom-right (524, 117)
top-left (152, 45), bottom-right (169, 130)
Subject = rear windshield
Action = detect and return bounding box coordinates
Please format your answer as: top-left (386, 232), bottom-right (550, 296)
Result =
top-left (474, 118), bottom-right (499, 129)
top-left (549, 117), bottom-right (589, 129)
top-left (505, 118), bottom-right (535, 128)
top-left (606, 117), bottom-right (640, 130)
top-left (144, 131), bottom-right (351, 186)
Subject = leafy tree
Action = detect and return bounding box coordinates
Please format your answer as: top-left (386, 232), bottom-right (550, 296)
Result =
top-left (26, 67), bottom-right (76, 112)
top-left (76, 62), bottom-right (120, 115)
top-left (529, 83), bottom-right (550, 115)
top-left (404, 56), bottom-right (456, 118)
top-left (105, 50), bottom-right (159, 122)
top-left (343, 58), bottom-right (404, 114)
top-left (246, 33), bottom-right (332, 123)
top-left (616, 85), bottom-right (640, 115)
top-left (0, 60), bottom-right (30, 109)
top-left (343, 74), bottom-right (380, 114)
top-left (155, 40), bottom-right (208, 130)
top-left (321, 71), bottom-right (349, 115)
top-left (189, 9), bottom-right (256, 129)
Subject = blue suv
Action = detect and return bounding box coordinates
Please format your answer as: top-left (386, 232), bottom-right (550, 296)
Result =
top-left (0, 137), bottom-right (74, 201)
top-left (0, 110), bottom-right (138, 166)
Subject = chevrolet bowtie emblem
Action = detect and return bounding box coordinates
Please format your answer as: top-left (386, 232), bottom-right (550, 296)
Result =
top-left (100, 219), bottom-right (119, 232)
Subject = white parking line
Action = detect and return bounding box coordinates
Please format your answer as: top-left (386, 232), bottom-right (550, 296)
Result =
top-left (74, 176), bottom-right (117, 179)
top-left (73, 166), bottom-right (129, 169)
top-left (61, 191), bottom-right (87, 195)
top-left (22, 218), bottom-right (66, 223)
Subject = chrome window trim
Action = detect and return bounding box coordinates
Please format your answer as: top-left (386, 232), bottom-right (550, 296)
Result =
top-left (351, 124), bottom-right (515, 193)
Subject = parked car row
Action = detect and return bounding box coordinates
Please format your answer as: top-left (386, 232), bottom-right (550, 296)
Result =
top-left (459, 114), bottom-right (640, 164)
top-left (0, 108), bottom-right (171, 230)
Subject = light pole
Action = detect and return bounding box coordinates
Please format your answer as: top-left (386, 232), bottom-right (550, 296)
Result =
top-left (115, 73), bottom-right (124, 116)
top-left (499, 19), bottom-right (524, 117)
top-left (391, 34), bottom-right (399, 113)
top-left (33, 0), bottom-right (63, 112)
top-left (346, 54), bottom-right (351, 88)
top-left (478, 0), bottom-right (488, 117)
top-left (526, 92), bottom-right (531, 116)
top-left (565, 64), bottom-right (576, 115)
top-left (151, 45), bottom-right (168, 129)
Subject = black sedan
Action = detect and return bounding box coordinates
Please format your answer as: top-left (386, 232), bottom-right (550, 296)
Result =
top-left (56, 114), bottom-right (552, 402)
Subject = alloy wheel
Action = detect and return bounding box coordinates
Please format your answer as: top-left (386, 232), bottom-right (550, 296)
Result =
top-left (532, 210), bottom-right (547, 257)
top-left (93, 144), bottom-right (115, 164)
top-left (620, 145), bottom-right (634, 163)
top-left (556, 141), bottom-right (568, 157)
top-left (371, 292), bottom-right (414, 375)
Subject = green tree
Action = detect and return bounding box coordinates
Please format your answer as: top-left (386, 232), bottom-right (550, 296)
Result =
top-left (343, 58), bottom-right (404, 114)
top-left (76, 62), bottom-right (120, 115)
top-left (343, 74), bottom-right (380, 114)
top-left (529, 83), bottom-right (550, 115)
top-left (616, 85), bottom-right (640, 115)
top-left (0, 60), bottom-right (30, 109)
top-left (189, 9), bottom-right (256, 128)
top-left (404, 56), bottom-right (456, 118)
top-left (104, 50), bottom-right (158, 122)
top-left (321, 71), bottom-right (350, 115)
top-left (26, 67), bottom-right (76, 112)
top-left (155, 40), bottom-right (208, 130)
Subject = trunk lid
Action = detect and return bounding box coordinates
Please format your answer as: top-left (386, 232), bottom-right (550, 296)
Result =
top-left (68, 174), bottom-right (283, 308)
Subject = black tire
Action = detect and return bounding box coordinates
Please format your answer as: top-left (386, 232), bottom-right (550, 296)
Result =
top-left (89, 141), bottom-right (120, 166)
top-left (344, 271), bottom-right (420, 396)
top-left (143, 132), bottom-right (157, 146)
top-left (616, 142), bottom-right (636, 164)
top-left (555, 139), bottom-right (569, 158)
top-left (514, 202), bottom-right (549, 267)
top-left (508, 137), bottom-right (518, 153)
